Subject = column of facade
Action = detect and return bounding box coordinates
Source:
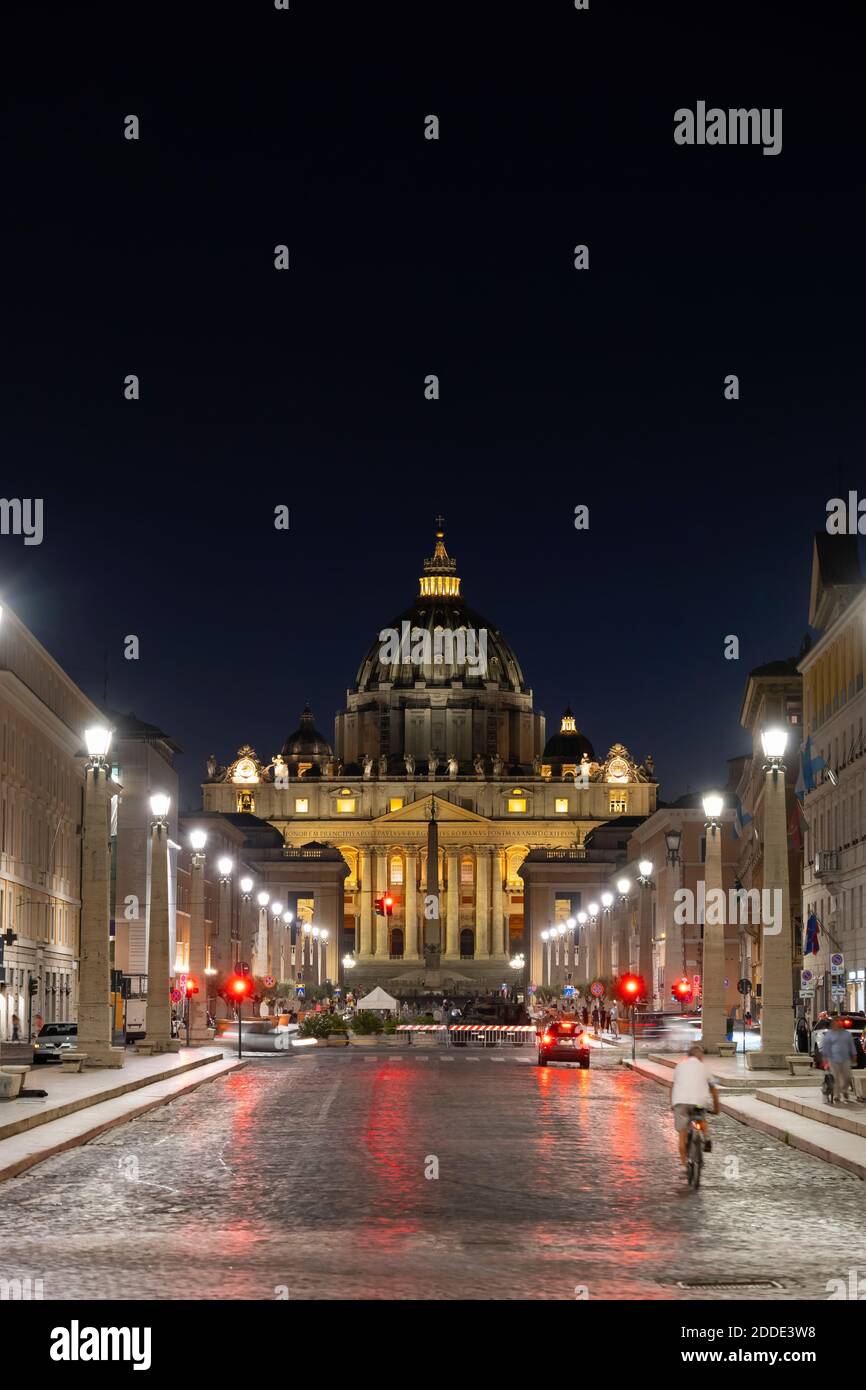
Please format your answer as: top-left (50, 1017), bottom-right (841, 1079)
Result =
top-left (255, 903), bottom-right (269, 977)
top-left (618, 901), bottom-right (631, 975)
top-left (474, 847), bottom-right (490, 958)
top-left (444, 848), bottom-right (460, 959)
top-left (491, 849), bottom-right (507, 958)
top-left (404, 848), bottom-right (420, 960)
top-left (375, 849), bottom-right (389, 956)
top-left (358, 849), bottom-right (373, 958)
top-left (662, 856), bottom-right (685, 1006)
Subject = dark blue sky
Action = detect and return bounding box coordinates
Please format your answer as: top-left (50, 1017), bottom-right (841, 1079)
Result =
top-left (2, 0), bottom-right (862, 809)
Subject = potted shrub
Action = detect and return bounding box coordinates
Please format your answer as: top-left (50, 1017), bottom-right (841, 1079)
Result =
top-left (299, 1013), bottom-right (349, 1046)
top-left (349, 1011), bottom-right (384, 1046)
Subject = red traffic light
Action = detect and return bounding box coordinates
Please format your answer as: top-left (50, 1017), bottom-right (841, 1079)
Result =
top-left (185, 976), bottom-right (199, 996)
top-left (618, 973), bottom-right (645, 1004)
top-left (375, 894), bottom-right (395, 917)
top-left (228, 974), bottom-right (254, 999)
top-left (671, 977), bottom-right (693, 1003)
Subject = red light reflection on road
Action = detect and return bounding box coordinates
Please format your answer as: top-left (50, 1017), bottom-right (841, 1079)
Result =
top-left (362, 1065), bottom-right (422, 1249)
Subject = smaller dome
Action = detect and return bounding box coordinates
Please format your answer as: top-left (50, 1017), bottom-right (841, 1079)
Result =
top-left (281, 705), bottom-right (334, 762)
top-left (543, 707), bottom-right (595, 763)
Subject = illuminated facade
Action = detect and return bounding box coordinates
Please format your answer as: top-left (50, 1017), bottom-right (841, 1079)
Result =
top-left (202, 524), bottom-right (658, 988)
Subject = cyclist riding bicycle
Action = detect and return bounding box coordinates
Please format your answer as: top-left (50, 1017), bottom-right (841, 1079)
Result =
top-left (670, 1042), bottom-right (720, 1170)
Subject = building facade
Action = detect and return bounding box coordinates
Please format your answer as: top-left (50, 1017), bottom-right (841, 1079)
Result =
top-left (0, 601), bottom-right (104, 1040)
top-left (800, 534), bottom-right (866, 1014)
top-left (202, 525), bottom-right (659, 991)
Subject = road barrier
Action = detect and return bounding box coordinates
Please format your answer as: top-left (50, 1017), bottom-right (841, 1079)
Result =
top-left (396, 1024), bottom-right (537, 1048)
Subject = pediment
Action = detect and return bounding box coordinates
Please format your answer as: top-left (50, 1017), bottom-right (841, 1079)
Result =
top-left (375, 793), bottom-right (490, 824)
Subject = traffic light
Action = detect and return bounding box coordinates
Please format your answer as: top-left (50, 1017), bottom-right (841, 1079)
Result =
top-left (671, 977), bottom-right (693, 1005)
top-left (185, 976), bottom-right (200, 997)
top-left (28, 977), bottom-right (39, 997)
top-left (218, 973), bottom-right (255, 1008)
top-left (375, 894), bottom-right (394, 917)
top-left (617, 973), bottom-right (645, 1005)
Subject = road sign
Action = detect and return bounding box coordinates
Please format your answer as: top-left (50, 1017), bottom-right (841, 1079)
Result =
top-left (831, 952), bottom-right (844, 969)
top-left (801, 969), bottom-right (813, 983)
top-left (262, 975), bottom-right (276, 989)
top-left (737, 978), bottom-right (751, 994)
top-left (590, 980), bottom-right (605, 997)
top-left (296, 986), bottom-right (305, 998)
top-left (563, 985), bottom-right (575, 997)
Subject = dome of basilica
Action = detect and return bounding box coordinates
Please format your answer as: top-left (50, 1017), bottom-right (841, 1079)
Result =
top-left (542, 708), bottom-right (595, 764)
top-left (354, 526), bottom-right (527, 693)
top-left (280, 704), bottom-right (334, 762)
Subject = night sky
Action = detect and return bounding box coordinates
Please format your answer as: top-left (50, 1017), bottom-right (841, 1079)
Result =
top-left (2, 0), bottom-right (863, 810)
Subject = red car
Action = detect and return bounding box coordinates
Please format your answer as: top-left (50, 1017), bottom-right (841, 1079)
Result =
top-left (537, 1018), bottom-right (591, 1068)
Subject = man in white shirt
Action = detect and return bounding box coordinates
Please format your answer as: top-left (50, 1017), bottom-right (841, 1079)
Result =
top-left (670, 1043), bottom-right (721, 1168)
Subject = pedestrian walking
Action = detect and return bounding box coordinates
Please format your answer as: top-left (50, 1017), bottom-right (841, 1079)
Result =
top-left (822, 1017), bottom-right (857, 1103)
top-left (591, 1005), bottom-right (600, 1031)
top-left (11, 1014), bottom-right (21, 1042)
top-left (582, 1005), bottom-right (589, 1026)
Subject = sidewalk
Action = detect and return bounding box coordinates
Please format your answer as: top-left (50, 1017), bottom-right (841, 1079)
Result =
top-left (627, 1053), bottom-right (866, 1180)
top-left (0, 1047), bottom-right (242, 1183)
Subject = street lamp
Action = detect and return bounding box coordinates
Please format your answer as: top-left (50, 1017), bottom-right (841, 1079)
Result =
top-left (665, 828), bottom-right (682, 864)
top-left (616, 877), bottom-right (632, 900)
top-left (701, 791), bottom-right (725, 1052)
top-left (240, 876), bottom-right (253, 895)
top-left (761, 726), bottom-right (788, 765)
top-left (343, 953), bottom-right (356, 970)
top-left (638, 860), bottom-right (653, 885)
top-left (85, 725), bottom-right (112, 764)
top-left (217, 856), bottom-right (233, 883)
top-left (150, 792), bottom-right (170, 823)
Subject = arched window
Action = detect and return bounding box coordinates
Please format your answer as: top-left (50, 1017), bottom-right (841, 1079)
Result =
top-left (390, 927), bottom-right (404, 960)
top-left (390, 853), bottom-right (404, 885)
top-left (459, 928), bottom-right (474, 960)
top-left (460, 856), bottom-right (474, 884)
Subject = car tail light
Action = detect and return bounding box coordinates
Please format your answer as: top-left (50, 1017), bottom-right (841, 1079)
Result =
top-left (562, 1021), bottom-right (573, 1031)
top-left (542, 1033), bottom-right (553, 1045)
top-left (579, 1032), bottom-right (590, 1046)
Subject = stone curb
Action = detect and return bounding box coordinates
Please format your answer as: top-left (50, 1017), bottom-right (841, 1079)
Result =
top-left (0, 1056), bottom-right (244, 1184)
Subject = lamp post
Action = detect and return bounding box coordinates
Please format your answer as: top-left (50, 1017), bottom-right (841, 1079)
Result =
top-left (540, 929), bottom-right (551, 988)
top-left (587, 903), bottom-right (600, 977)
top-left (701, 793), bottom-right (726, 1053)
top-left (147, 793), bottom-right (175, 1051)
top-left (239, 876), bottom-right (254, 970)
top-left (255, 892), bottom-right (270, 977)
top-left (755, 728), bottom-right (794, 1066)
top-left (188, 830), bottom-right (211, 1043)
top-left (662, 826), bottom-right (684, 1009)
top-left (281, 911), bottom-right (293, 986)
top-left (615, 878), bottom-right (631, 977)
top-left (78, 726), bottom-right (124, 1067)
top-left (576, 911), bottom-right (588, 982)
top-left (637, 859), bottom-right (655, 1006)
top-left (270, 901), bottom-right (284, 981)
top-left (302, 919), bottom-right (313, 986)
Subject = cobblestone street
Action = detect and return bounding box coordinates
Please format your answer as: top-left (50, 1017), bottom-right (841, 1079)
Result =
top-left (0, 1053), bottom-right (861, 1301)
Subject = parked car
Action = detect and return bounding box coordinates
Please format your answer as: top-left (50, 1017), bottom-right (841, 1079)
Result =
top-left (33, 1022), bottom-right (77, 1063)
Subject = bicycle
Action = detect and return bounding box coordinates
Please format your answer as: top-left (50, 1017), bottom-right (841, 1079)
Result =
top-left (686, 1105), bottom-right (711, 1190)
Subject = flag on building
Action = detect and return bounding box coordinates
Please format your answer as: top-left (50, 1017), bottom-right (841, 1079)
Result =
top-left (795, 735), bottom-right (828, 800)
top-left (804, 911), bottom-right (821, 956)
top-left (732, 793), bottom-right (753, 840)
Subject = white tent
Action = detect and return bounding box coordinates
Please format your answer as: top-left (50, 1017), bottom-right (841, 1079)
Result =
top-left (356, 986), bottom-right (398, 1012)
